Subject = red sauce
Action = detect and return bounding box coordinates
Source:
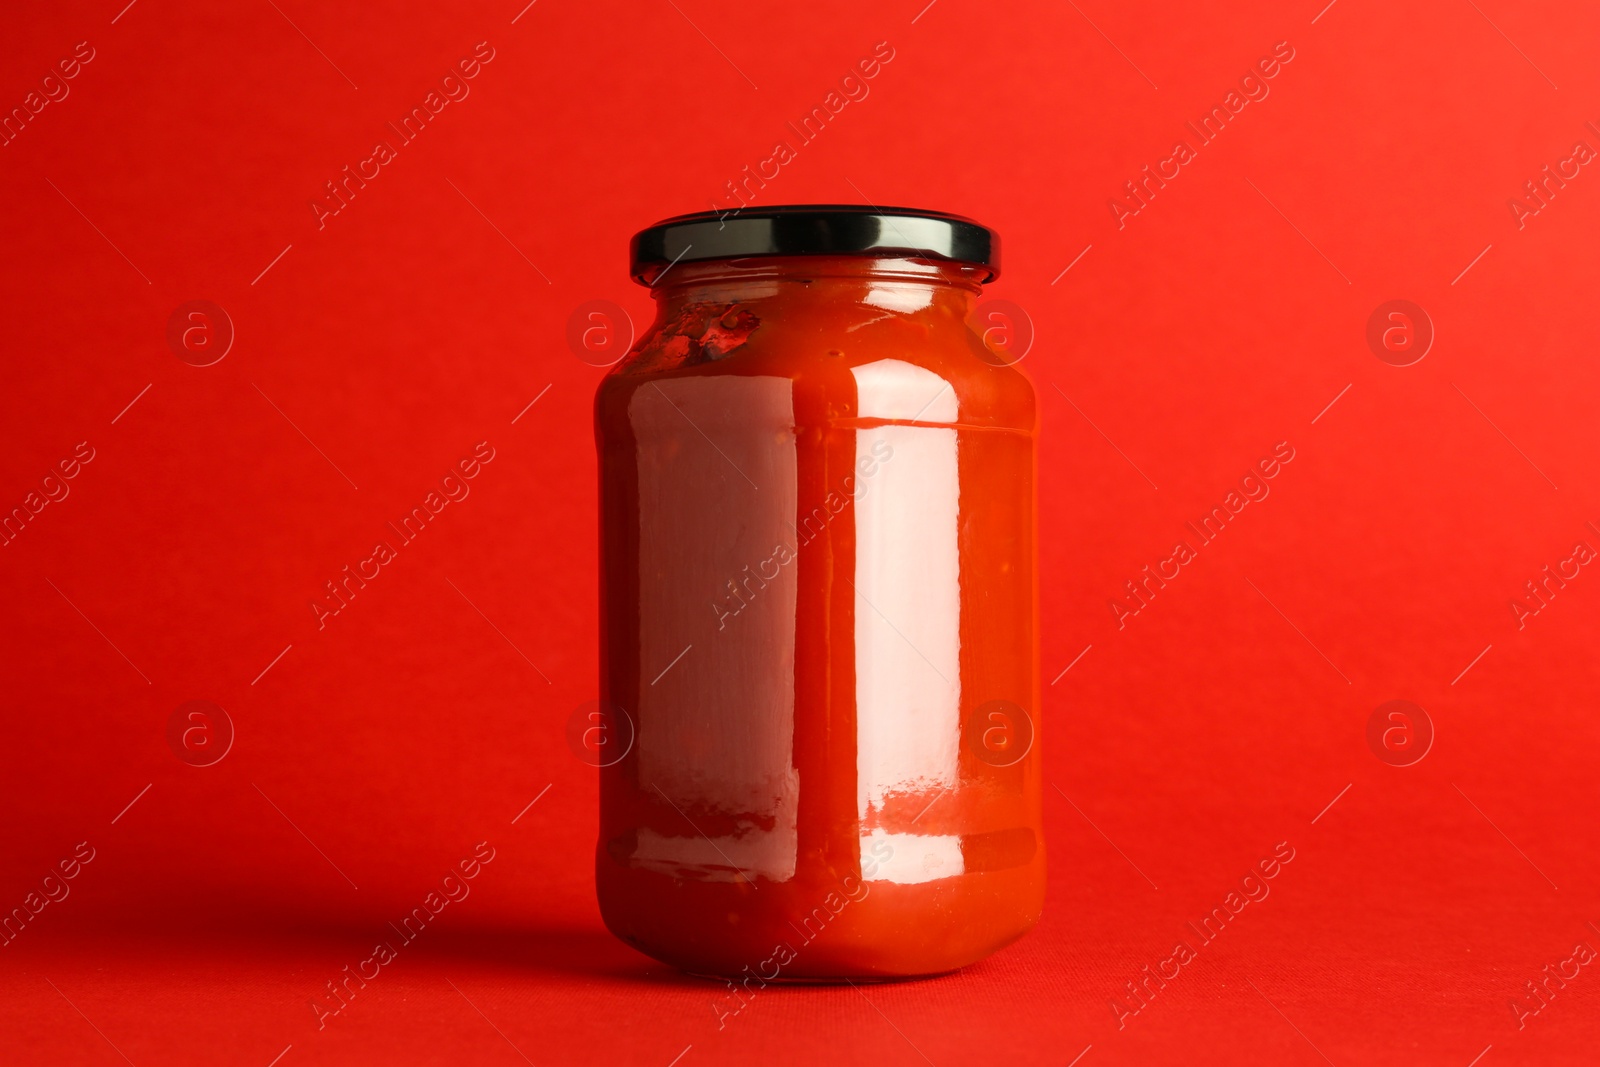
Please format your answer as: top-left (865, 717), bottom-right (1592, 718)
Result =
top-left (595, 253), bottom-right (1041, 979)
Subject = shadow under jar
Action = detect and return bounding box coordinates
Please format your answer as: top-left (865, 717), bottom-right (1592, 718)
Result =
top-left (593, 206), bottom-right (1042, 980)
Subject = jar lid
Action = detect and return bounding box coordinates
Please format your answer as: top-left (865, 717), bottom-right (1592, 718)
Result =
top-left (630, 205), bottom-right (999, 285)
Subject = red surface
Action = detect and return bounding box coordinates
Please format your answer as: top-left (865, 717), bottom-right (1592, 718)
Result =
top-left (2, 0), bottom-right (1598, 1063)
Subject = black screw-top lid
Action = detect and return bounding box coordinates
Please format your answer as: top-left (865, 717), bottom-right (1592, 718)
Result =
top-left (630, 205), bottom-right (999, 285)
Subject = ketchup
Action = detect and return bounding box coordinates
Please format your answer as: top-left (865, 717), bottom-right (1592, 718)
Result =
top-left (595, 208), bottom-right (1041, 979)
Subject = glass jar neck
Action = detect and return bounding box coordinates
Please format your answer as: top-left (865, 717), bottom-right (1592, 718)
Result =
top-left (645, 255), bottom-right (987, 316)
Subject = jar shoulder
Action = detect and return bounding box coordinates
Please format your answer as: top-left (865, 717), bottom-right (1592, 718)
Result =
top-left (597, 300), bottom-right (1038, 433)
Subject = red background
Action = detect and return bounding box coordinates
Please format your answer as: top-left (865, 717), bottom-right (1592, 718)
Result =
top-left (3, 0), bottom-right (1598, 1063)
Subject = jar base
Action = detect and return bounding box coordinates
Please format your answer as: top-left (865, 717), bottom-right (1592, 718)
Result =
top-left (598, 849), bottom-right (1044, 980)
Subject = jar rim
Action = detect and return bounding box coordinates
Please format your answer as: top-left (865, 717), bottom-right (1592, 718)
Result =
top-left (630, 205), bottom-right (999, 286)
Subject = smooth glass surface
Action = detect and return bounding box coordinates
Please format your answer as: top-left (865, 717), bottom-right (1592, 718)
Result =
top-left (594, 255), bottom-right (1041, 979)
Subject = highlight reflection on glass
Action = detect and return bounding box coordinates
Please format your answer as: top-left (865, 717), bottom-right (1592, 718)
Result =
top-left (629, 375), bottom-right (800, 884)
top-left (851, 359), bottom-right (964, 884)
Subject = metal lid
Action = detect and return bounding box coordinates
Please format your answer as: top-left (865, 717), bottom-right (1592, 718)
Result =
top-left (630, 205), bottom-right (1000, 285)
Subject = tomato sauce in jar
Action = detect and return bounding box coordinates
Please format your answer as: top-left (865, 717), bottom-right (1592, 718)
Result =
top-left (594, 207), bottom-right (1041, 980)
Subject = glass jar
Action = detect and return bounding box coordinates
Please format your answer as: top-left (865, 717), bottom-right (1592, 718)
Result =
top-left (593, 206), bottom-right (1041, 980)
